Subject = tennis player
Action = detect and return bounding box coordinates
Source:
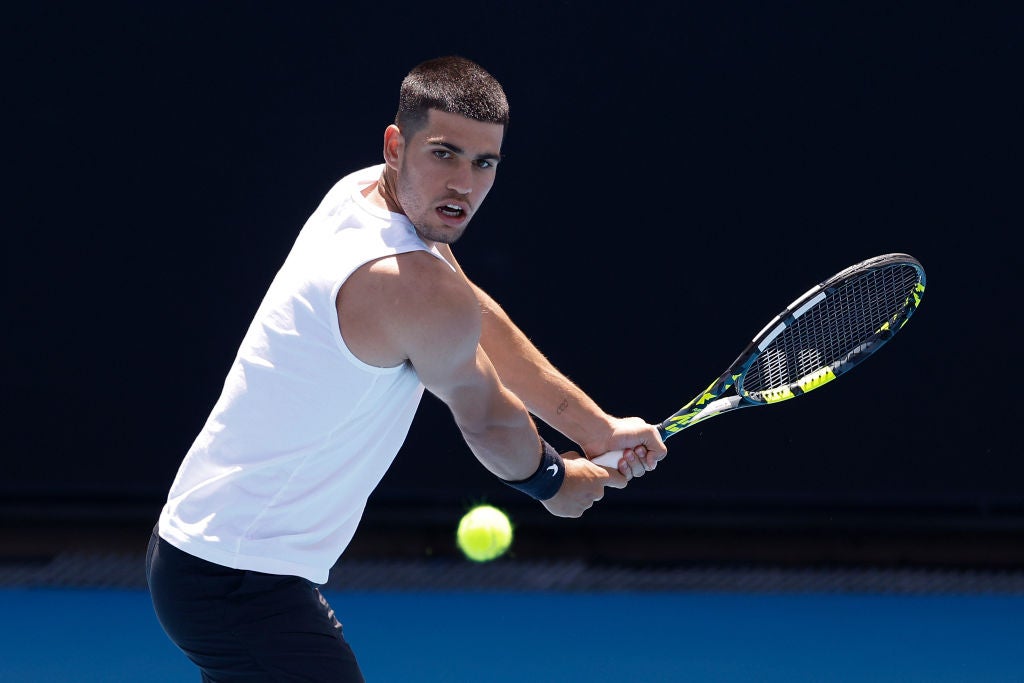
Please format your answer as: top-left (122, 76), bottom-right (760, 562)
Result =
top-left (146, 55), bottom-right (667, 681)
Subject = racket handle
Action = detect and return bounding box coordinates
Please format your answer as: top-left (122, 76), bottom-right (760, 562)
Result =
top-left (590, 450), bottom-right (627, 468)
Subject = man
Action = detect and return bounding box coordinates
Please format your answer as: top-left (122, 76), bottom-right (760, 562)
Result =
top-left (147, 55), bottom-right (667, 682)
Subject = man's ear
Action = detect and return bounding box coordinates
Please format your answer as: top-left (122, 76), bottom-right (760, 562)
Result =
top-left (383, 124), bottom-right (403, 169)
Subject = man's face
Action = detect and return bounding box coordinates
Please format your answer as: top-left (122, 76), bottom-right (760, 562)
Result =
top-left (389, 109), bottom-right (504, 245)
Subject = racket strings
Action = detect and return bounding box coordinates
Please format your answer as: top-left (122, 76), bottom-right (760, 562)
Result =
top-left (744, 264), bottom-right (921, 393)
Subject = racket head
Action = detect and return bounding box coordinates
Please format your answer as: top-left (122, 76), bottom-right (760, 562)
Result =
top-left (594, 253), bottom-right (925, 466)
top-left (735, 253), bottom-right (926, 405)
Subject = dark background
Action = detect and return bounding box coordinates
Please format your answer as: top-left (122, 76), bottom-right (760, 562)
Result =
top-left (5, 3), bottom-right (1022, 567)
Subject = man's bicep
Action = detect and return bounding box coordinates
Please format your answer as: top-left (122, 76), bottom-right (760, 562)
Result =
top-left (407, 310), bottom-right (483, 397)
top-left (393, 264), bottom-right (487, 397)
top-left (400, 285), bottom-right (519, 435)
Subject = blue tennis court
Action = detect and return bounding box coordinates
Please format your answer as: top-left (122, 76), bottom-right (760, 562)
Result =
top-left (2, 584), bottom-right (1022, 682)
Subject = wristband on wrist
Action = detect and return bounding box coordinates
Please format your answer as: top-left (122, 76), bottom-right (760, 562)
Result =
top-left (500, 439), bottom-right (565, 501)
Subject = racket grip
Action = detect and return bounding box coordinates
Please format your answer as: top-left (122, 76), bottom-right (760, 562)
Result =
top-left (590, 450), bottom-right (627, 468)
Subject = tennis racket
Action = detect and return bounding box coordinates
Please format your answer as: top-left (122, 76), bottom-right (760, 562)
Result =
top-left (592, 253), bottom-right (926, 468)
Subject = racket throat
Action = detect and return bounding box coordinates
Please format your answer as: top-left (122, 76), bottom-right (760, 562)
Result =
top-left (692, 396), bottom-right (743, 423)
top-left (665, 395), bottom-right (744, 433)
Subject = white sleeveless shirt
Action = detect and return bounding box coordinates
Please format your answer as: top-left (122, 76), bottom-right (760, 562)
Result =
top-left (159, 165), bottom-right (448, 583)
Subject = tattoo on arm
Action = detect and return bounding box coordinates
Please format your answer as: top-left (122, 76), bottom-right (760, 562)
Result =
top-left (556, 395), bottom-right (569, 415)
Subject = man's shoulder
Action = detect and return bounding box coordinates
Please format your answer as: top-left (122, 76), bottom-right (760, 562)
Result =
top-left (356, 250), bottom-right (471, 302)
top-left (302, 164), bottom-right (387, 227)
top-left (338, 250), bottom-right (478, 367)
top-left (334, 163), bottom-right (386, 190)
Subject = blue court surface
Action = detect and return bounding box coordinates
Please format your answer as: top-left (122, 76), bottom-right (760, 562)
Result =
top-left (2, 587), bottom-right (1022, 682)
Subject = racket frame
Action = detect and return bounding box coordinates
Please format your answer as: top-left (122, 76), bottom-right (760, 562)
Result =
top-left (592, 253), bottom-right (925, 467)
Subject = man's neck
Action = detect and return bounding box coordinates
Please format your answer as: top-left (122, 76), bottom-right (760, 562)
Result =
top-left (363, 167), bottom-right (403, 214)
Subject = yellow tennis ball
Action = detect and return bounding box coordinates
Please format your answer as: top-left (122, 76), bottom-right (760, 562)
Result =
top-left (456, 504), bottom-right (513, 562)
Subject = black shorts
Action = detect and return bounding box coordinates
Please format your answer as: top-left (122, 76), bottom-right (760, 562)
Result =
top-left (146, 529), bottom-right (365, 682)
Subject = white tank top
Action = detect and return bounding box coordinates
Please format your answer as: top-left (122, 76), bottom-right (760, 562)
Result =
top-left (159, 165), bottom-right (448, 583)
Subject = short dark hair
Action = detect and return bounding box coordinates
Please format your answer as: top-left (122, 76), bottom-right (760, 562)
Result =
top-left (395, 56), bottom-right (509, 138)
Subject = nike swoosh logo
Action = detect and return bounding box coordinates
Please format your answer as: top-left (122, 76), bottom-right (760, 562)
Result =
top-left (546, 464), bottom-right (559, 476)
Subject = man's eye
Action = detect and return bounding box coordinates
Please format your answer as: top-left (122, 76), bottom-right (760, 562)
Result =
top-left (476, 159), bottom-right (496, 169)
top-left (433, 150), bottom-right (453, 159)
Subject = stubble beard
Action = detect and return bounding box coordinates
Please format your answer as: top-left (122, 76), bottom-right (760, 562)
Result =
top-left (392, 173), bottom-right (468, 245)
top-left (411, 217), bottom-right (465, 245)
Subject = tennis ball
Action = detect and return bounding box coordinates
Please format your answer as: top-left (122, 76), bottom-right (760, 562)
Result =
top-left (456, 504), bottom-right (513, 562)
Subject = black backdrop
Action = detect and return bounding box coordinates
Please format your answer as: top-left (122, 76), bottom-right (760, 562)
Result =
top-left (6, 3), bottom-right (1022, 538)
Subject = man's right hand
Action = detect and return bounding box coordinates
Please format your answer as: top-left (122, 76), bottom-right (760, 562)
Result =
top-left (541, 451), bottom-right (628, 518)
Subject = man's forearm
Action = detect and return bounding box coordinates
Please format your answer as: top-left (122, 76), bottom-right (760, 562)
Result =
top-left (471, 283), bottom-right (612, 450)
top-left (438, 244), bottom-right (616, 453)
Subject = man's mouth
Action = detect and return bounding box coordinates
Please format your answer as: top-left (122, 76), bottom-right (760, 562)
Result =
top-left (438, 203), bottom-right (465, 218)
